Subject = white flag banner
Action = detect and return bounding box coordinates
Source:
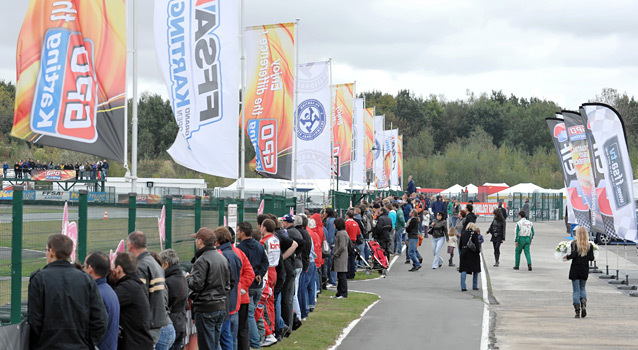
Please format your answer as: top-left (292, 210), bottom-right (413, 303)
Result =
top-left (352, 98), bottom-right (366, 184)
top-left (296, 61), bottom-right (332, 179)
top-left (581, 103), bottom-right (637, 242)
top-left (373, 115), bottom-right (385, 188)
top-left (384, 129), bottom-right (399, 187)
top-left (154, 0), bottom-right (239, 178)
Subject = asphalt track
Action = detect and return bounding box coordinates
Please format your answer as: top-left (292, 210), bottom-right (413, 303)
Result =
top-left (337, 243), bottom-right (485, 349)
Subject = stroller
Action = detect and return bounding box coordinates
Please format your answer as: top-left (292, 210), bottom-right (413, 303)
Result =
top-left (362, 240), bottom-right (389, 276)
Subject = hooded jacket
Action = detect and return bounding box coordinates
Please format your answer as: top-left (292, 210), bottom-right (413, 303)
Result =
top-left (310, 213), bottom-right (325, 268)
top-left (237, 237), bottom-right (269, 289)
top-left (164, 264), bottom-right (188, 334)
top-left (115, 272), bottom-right (155, 350)
top-left (218, 242), bottom-right (242, 314)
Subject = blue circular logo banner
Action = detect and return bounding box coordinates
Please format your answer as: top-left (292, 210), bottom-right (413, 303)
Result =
top-left (297, 99), bottom-right (326, 141)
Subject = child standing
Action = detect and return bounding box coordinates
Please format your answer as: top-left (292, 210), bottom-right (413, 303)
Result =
top-left (447, 227), bottom-right (458, 267)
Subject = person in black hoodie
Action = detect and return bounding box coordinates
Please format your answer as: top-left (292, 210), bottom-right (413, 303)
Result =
top-left (373, 206), bottom-right (393, 262)
top-left (160, 249), bottom-right (188, 350)
top-left (464, 203), bottom-right (477, 229)
top-left (112, 252), bottom-right (154, 350)
top-left (28, 234), bottom-right (108, 350)
top-left (237, 222), bottom-right (269, 349)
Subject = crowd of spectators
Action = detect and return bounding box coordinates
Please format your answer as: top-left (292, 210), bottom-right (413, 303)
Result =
top-left (2, 159), bottom-right (109, 180)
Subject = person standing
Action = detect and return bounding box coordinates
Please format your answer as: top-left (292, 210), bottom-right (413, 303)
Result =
top-left (513, 210), bottom-right (535, 271)
top-left (345, 210), bottom-right (361, 279)
top-left (406, 175), bottom-right (416, 196)
top-left (372, 206), bottom-right (393, 263)
top-left (459, 223), bottom-right (481, 291)
top-left (159, 249), bottom-right (189, 350)
top-left (565, 226), bottom-right (595, 318)
top-left (216, 227), bottom-right (242, 350)
top-left (522, 198), bottom-right (530, 219)
top-left (237, 222), bottom-right (268, 350)
top-left (321, 208), bottom-right (337, 288)
top-left (393, 202), bottom-right (406, 256)
top-left (429, 212), bottom-right (447, 269)
top-left (2, 161), bottom-right (7, 178)
top-left (127, 231), bottom-right (175, 348)
top-left (386, 203), bottom-right (397, 254)
top-left (187, 227), bottom-right (232, 350)
top-left (406, 209), bottom-right (422, 271)
top-left (256, 218), bottom-right (281, 347)
top-left (112, 252), bottom-right (155, 350)
top-left (332, 218), bottom-right (349, 299)
top-left (486, 208), bottom-right (506, 267)
top-left (28, 234), bottom-right (108, 350)
top-left (84, 251), bottom-right (120, 350)
top-left (432, 195), bottom-right (446, 219)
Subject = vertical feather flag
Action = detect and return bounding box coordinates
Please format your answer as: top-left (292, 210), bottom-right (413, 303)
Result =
top-left (258, 199), bottom-right (265, 215)
top-left (61, 202), bottom-right (78, 262)
top-left (110, 239), bottom-right (125, 266)
top-left (158, 205), bottom-right (166, 251)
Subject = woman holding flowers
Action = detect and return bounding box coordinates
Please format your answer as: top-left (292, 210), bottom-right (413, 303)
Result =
top-left (565, 226), bottom-right (595, 318)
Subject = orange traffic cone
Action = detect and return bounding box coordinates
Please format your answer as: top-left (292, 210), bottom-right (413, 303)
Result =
top-left (103, 210), bottom-right (108, 220)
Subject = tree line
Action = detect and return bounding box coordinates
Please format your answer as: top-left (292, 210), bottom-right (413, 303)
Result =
top-left (1, 79), bottom-right (637, 189)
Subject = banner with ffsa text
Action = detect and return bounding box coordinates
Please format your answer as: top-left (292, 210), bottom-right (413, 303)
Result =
top-left (581, 103), bottom-right (637, 242)
top-left (244, 22), bottom-right (296, 179)
top-left (155, 0), bottom-right (239, 179)
top-left (13, 0), bottom-right (126, 162)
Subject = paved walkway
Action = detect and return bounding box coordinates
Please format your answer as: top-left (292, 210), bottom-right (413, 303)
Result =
top-left (339, 243), bottom-right (485, 349)
top-left (481, 220), bottom-right (638, 350)
top-left (337, 220), bottom-right (638, 350)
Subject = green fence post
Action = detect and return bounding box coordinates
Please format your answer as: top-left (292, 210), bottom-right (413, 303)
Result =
top-left (238, 200), bottom-right (244, 223)
top-left (128, 192), bottom-right (136, 233)
top-left (165, 196), bottom-right (173, 249)
top-left (195, 196), bottom-right (202, 231)
top-left (218, 198), bottom-right (225, 226)
top-left (11, 186), bottom-right (23, 324)
top-left (78, 189), bottom-right (88, 263)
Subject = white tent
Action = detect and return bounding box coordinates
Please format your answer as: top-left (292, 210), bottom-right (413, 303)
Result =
top-left (463, 183), bottom-right (479, 194)
top-left (483, 182), bottom-right (509, 187)
top-left (441, 184), bottom-right (464, 194)
top-left (491, 183), bottom-right (546, 197)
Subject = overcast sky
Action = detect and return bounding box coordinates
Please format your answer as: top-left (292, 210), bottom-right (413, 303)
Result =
top-left (2, 0), bottom-right (637, 110)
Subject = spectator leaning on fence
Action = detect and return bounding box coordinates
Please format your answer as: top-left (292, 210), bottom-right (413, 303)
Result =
top-left (112, 252), bottom-right (155, 350)
top-left (84, 251), bottom-right (120, 350)
top-left (127, 231), bottom-right (175, 348)
top-left (159, 249), bottom-right (189, 350)
top-left (28, 234), bottom-right (108, 350)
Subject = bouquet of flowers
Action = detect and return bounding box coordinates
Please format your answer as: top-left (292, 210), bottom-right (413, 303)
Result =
top-left (554, 241), bottom-right (599, 260)
top-left (554, 241), bottom-right (572, 260)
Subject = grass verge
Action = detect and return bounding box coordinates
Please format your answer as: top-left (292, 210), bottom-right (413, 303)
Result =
top-left (270, 289), bottom-right (379, 350)
top-left (353, 269), bottom-right (384, 281)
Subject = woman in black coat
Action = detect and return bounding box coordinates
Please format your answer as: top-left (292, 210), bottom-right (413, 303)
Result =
top-left (565, 226), bottom-right (595, 318)
top-left (486, 208), bottom-right (506, 267)
top-left (459, 222), bottom-right (481, 291)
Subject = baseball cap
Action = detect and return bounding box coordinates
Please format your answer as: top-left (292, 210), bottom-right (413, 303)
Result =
top-left (190, 227), bottom-right (215, 242)
top-left (281, 214), bottom-right (294, 223)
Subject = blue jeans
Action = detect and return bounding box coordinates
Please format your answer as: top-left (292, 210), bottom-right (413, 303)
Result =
top-left (275, 293), bottom-right (285, 330)
top-left (195, 310), bottom-right (227, 350)
top-left (431, 236), bottom-right (445, 268)
top-left (408, 238), bottom-right (421, 267)
top-left (572, 279), bottom-right (587, 305)
top-left (451, 216), bottom-right (458, 228)
top-left (363, 242), bottom-right (370, 263)
top-left (460, 271), bottom-right (479, 290)
top-left (219, 312), bottom-right (238, 350)
top-left (156, 323), bottom-right (176, 350)
top-left (394, 228), bottom-right (405, 254)
top-left (323, 249), bottom-right (337, 285)
top-left (307, 264), bottom-right (317, 309)
top-left (248, 288), bottom-right (261, 348)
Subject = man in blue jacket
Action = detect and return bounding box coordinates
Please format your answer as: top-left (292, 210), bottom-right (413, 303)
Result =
top-left (216, 227), bottom-right (242, 350)
top-left (432, 195), bottom-right (447, 219)
top-left (84, 251), bottom-right (120, 350)
top-left (406, 175), bottom-right (416, 196)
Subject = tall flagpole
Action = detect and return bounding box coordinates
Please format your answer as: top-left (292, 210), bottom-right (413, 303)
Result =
top-left (329, 59), bottom-right (334, 193)
top-left (239, 0), bottom-right (246, 199)
top-left (400, 134), bottom-right (404, 190)
top-left (389, 121), bottom-right (392, 188)
top-left (131, 0), bottom-right (139, 193)
top-left (123, 0), bottom-right (130, 180)
top-left (350, 81), bottom-right (356, 191)
top-left (382, 115), bottom-right (386, 189)
top-left (292, 19), bottom-right (300, 201)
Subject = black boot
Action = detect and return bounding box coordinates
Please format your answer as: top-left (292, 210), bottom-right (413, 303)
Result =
top-left (580, 298), bottom-right (587, 318)
top-left (494, 254), bottom-right (499, 267)
top-left (448, 256), bottom-right (455, 267)
top-left (528, 264), bottom-right (532, 271)
top-left (574, 303), bottom-right (580, 318)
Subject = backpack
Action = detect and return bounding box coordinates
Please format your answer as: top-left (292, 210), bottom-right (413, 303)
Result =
top-left (362, 212), bottom-right (373, 237)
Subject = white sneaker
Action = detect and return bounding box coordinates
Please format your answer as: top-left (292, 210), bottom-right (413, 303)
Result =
top-left (326, 283), bottom-right (337, 289)
top-left (261, 334), bottom-right (278, 347)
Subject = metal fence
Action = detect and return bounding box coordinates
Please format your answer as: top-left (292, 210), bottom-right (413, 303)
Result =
top-left (499, 192), bottom-right (564, 222)
top-left (0, 187), bottom-right (296, 325)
